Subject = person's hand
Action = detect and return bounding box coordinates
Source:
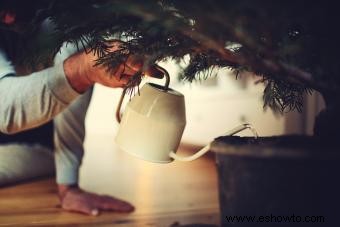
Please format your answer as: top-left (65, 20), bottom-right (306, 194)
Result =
top-left (64, 41), bottom-right (163, 93)
top-left (58, 185), bottom-right (134, 216)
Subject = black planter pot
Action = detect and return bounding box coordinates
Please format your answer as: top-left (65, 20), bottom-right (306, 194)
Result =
top-left (211, 136), bottom-right (340, 227)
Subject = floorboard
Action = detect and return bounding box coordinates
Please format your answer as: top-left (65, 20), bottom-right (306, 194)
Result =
top-left (0, 135), bottom-right (220, 226)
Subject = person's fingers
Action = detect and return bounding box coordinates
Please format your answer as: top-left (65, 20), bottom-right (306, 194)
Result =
top-left (62, 200), bottom-right (99, 216)
top-left (106, 40), bottom-right (125, 53)
top-left (104, 64), bottom-right (135, 87)
top-left (125, 55), bottom-right (164, 79)
top-left (117, 64), bottom-right (137, 79)
top-left (118, 64), bottom-right (164, 80)
top-left (94, 195), bottom-right (135, 212)
top-left (63, 202), bottom-right (99, 216)
top-left (60, 187), bottom-right (134, 216)
top-left (125, 55), bottom-right (144, 71)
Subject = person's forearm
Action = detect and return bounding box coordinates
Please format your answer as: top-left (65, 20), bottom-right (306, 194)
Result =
top-left (0, 63), bottom-right (80, 134)
top-left (54, 87), bottom-right (93, 186)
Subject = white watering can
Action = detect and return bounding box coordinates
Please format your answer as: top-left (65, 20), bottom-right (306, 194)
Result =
top-left (115, 66), bottom-right (258, 163)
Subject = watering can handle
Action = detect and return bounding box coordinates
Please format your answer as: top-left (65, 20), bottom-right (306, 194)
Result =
top-left (115, 65), bottom-right (171, 123)
top-left (169, 123), bottom-right (259, 162)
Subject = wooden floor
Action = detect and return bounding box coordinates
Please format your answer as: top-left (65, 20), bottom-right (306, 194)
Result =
top-left (0, 134), bottom-right (220, 226)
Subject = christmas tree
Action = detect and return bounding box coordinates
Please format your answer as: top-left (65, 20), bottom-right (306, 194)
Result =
top-left (1, 0), bottom-right (339, 141)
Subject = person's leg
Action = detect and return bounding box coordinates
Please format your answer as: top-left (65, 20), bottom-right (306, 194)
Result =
top-left (0, 143), bottom-right (54, 186)
top-left (0, 119), bottom-right (54, 186)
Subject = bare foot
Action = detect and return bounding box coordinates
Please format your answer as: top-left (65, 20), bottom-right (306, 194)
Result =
top-left (58, 185), bottom-right (134, 215)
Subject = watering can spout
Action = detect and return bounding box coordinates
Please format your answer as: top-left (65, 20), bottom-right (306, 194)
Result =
top-left (169, 123), bottom-right (258, 162)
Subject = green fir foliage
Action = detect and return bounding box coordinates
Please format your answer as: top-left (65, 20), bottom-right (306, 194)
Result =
top-left (1, 0), bottom-right (339, 112)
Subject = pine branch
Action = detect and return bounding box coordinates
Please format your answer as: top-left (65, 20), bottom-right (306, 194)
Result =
top-left (2, 0), bottom-right (339, 113)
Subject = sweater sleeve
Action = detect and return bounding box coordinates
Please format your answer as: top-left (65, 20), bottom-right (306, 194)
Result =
top-left (0, 50), bottom-right (80, 134)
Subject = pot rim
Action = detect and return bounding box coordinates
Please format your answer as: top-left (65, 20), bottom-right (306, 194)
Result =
top-left (211, 141), bottom-right (340, 159)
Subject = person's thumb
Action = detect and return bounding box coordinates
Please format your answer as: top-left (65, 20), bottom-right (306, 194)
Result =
top-left (75, 204), bottom-right (99, 216)
top-left (61, 195), bottom-right (100, 216)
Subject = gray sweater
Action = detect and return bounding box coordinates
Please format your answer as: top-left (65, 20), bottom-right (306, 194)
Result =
top-left (0, 46), bottom-right (87, 185)
top-left (0, 48), bottom-right (80, 134)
